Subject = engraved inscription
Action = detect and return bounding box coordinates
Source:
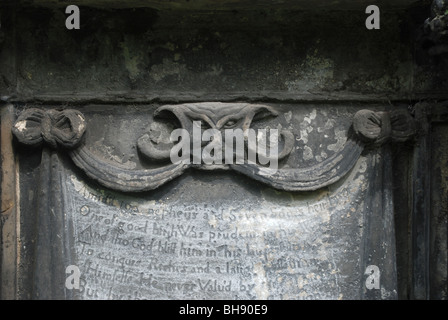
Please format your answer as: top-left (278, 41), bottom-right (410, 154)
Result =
top-left (64, 156), bottom-right (370, 300)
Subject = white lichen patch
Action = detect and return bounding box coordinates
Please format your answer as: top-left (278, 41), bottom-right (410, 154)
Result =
top-left (253, 262), bottom-right (269, 299)
top-left (208, 215), bottom-right (218, 228)
top-left (327, 127), bottom-right (346, 152)
top-left (93, 138), bottom-right (137, 169)
top-left (14, 120), bottom-right (27, 132)
top-left (303, 145), bottom-right (314, 161)
top-left (304, 109), bottom-right (317, 124)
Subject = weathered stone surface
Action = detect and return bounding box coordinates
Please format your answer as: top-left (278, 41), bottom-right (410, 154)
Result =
top-left (13, 104), bottom-right (404, 299)
top-left (1, 0), bottom-right (447, 302)
top-left (63, 154), bottom-right (385, 300)
top-left (0, 6), bottom-right (426, 102)
top-left (12, 104), bottom-right (415, 193)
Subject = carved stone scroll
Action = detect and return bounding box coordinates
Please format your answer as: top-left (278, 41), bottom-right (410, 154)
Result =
top-left (12, 108), bottom-right (86, 149)
top-left (12, 104), bottom-right (415, 193)
top-left (10, 104), bottom-right (416, 300)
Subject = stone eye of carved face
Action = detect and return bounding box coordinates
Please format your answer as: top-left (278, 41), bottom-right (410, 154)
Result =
top-left (223, 119), bottom-right (238, 129)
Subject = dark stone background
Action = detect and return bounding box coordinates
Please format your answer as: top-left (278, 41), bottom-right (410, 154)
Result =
top-left (0, 1), bottom-right (446, 102)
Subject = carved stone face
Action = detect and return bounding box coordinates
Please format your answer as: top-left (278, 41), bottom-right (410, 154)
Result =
top-left (137, 102), bottom-right (284, 169)
top-left (153, 102), bottom-right (279, 132)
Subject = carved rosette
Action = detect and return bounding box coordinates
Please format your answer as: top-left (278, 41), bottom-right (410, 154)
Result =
top-left (12, 104), bottom-right (416, 193)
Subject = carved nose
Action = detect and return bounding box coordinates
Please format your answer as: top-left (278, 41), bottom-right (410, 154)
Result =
top-left (200, 131), bottom-right (223, 149)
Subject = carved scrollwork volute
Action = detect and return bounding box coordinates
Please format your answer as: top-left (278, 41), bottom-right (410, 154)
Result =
top-left (353, 109), bottom-right (416, 146)
top-left (12, 108), bottom-right (86, 149)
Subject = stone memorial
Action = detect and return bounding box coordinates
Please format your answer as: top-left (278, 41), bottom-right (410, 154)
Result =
top-left (1, 0), bottom-right (447, 301)
top-left (9, 103), bottom-right (414, 300)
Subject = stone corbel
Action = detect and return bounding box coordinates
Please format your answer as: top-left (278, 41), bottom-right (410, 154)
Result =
top-left (12, 104), bottom-right (416, 193)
